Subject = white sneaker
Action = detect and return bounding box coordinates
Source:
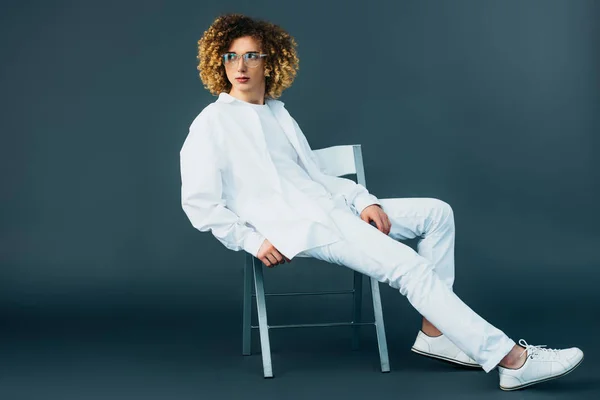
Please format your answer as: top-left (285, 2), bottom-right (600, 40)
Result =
top-left (498, 339), bottom-right (584, 391)
top-left (411, 330), bottom-right (480, 368)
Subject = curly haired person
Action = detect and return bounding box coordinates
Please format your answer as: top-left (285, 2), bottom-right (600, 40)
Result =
top-left (179, 13), bottom-right (584, 391)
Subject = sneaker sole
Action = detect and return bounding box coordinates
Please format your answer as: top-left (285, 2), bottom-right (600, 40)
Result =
top-left (499, 355), bottom-right (584, 391)
top-left (411, 346), bottom-right (481, 369)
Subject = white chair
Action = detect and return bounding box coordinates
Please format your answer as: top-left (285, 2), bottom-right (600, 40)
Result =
top-left (242, 144), bottom-right (390, 378)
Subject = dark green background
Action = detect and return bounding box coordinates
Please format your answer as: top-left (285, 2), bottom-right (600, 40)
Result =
top-left (1, 0), bottom-right (598, 398)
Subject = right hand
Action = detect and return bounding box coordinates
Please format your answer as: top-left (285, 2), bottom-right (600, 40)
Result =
top-left (257, 239), bottom-right (291, 268)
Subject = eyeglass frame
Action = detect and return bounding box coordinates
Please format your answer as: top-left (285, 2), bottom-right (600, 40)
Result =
top-left (222, 52), bottom-right (268, 68)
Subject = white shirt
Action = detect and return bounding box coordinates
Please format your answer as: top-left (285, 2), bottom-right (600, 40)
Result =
top-left (179, 93), bottom-right (380, 259)
top-left (245, 100), bottom-right (350, 251)
top-left (246, 101), bottom-right (334, 204)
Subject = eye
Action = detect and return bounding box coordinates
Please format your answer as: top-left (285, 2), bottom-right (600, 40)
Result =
top-left (223, 53), bottom-right (237, 62)
top-left (246, 53), bottom-right (260, 60)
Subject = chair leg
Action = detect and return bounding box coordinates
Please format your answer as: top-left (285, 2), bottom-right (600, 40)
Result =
top-left (253, 257), bottom-right (274, 378)
top-left (370, 277), bottom-right (390, 372)
top-left (351, 271), bottom-right (363, 350)
top-left (242, 253), bottom-right (253, 356)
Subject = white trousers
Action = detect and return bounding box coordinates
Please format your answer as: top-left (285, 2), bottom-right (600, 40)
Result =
top-left (296, 197), bottom-right (516, 373)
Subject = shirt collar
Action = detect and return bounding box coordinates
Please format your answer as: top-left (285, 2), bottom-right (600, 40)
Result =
top-left (217, 92), bottom-right (284, 107)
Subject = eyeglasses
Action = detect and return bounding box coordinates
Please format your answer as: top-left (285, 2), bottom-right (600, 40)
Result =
top-left (222, 52), bottom-right (267, 68)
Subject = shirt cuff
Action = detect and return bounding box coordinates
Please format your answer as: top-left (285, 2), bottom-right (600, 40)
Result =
top-left (243, 231), bottom-right (266, 258)
top-left (353, 194), bottom-right (381, 216)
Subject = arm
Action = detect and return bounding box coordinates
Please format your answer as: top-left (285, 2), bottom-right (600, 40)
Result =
top-left (292, 117), bottom-right (381, 215)
top-left (179, 113), bottom-right (265, 257)
top-left (310, 158), bottom-right (381, 215)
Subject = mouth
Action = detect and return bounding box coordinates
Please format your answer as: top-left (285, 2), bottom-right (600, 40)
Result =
top-left (235, 77), bottom-right (249, 83)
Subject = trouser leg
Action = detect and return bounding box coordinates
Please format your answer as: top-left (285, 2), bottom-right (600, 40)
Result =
top-left (298, 206), bottom-right (515, 372)
top-left (377, 197), bottom-right (456, 288)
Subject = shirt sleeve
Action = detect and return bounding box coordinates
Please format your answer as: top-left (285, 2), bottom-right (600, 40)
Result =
top-left (291, 117), bottom-right (381, 216)
top-left (180, 113), bottom-right (265, 257)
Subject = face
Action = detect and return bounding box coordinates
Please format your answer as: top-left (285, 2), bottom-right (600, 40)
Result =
top-left (223, 36), bottom-right (267, 101)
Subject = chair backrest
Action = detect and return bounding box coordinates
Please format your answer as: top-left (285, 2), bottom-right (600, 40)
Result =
top-left (312, 144), bottom-right (367, 188)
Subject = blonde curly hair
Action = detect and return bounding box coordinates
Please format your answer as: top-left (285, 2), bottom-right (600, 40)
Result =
top-left (197, 14), bottom-right (300, 99)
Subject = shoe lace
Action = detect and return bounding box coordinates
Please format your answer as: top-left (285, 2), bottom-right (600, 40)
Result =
top-left (518, 339), bottom-right (560, 359)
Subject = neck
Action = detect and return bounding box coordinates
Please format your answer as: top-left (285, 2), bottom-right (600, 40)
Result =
top-left (228, 88), bottom-right (266, 105)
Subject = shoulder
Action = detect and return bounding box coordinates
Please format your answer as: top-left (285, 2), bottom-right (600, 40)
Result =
top-left (189, 102), bottom-right (220, 131)
top-left (192, 98), bottom-right (257, 130)
top-left (268, 98), bottom-right (295, 118)
top-left (181, 103), bottom-right (225, 153)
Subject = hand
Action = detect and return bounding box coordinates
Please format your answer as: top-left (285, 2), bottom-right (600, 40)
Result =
top-left (360, 204), bottom-right (391, 235)
top-left (257, 239), bottom-right (291, 268)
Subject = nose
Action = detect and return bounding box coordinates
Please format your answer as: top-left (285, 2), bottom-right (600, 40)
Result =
top-left (236, 57), bottom-right (247, 72)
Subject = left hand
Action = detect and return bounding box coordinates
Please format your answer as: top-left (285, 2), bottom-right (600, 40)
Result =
top-left (360, 204), bottom-right (391, 235)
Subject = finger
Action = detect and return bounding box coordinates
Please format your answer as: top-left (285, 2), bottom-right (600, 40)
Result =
top-left (273, 251), bottom-right (284, 264)
top-left (261, 257), bottom-right (272, 268)
top-left (379, 217), bottom-right (387, 234)
top-left (378, 213), bottom-right (387, 232)
top-left (284, 256), bottom-right (291, 263)
top-left (384, 215), bottom-right (391, 234)
top-left (266, 253), bottom-right (278, 266)
top-left (373, 214), bottom-right (384, 232)
top-left (269, 253), bottom-right (280, 265)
